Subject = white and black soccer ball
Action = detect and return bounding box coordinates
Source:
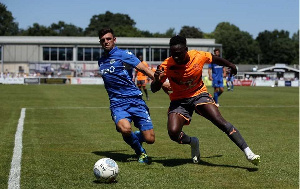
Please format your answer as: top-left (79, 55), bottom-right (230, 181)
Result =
top-left (93, 158), bottom-right (119, 183)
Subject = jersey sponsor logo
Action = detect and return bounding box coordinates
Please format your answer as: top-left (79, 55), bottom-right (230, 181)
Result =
top-left (126, 51), bottom-right (133, 55)
top-left (170, 77), bottom-right (196, 89)
top-left (110, 59), bottom-right (116, 64)
top-left (99, 66), bottom-right (115, 75)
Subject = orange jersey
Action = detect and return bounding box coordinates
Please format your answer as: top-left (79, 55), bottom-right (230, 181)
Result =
top-left (160, 50), bottom-right (213, 101)
top-left (135, 61), bottom-right (149, 80)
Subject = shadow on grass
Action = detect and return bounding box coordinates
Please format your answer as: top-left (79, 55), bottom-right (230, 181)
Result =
top-left (153, 154), bottom-right (258, 172)
top-left (92, 180), bottom-right (118, 185)
top-left (92, 150), bottom-right (137, 162)
top-left (92, 151), bottom-right (258, 172)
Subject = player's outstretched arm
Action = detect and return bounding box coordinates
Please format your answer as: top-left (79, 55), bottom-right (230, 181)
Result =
top-left (212, 56), bottom-right (237, 75)
top-left (135, 62), bottom-right (154, 80)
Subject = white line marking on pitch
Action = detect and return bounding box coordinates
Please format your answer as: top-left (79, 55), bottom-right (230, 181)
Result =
top-left (8, 108), bottom-right (26, 189)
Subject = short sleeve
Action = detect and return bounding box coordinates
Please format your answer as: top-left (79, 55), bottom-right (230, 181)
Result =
top-left (121, 50), bottom-right (140, 67)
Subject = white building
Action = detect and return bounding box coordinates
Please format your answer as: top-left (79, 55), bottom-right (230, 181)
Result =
top-left (0, 36), bottom-right (221, 77)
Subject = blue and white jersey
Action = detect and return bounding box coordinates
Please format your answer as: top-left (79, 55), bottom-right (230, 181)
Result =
top-left (98, 47), bottom-right (142, 106)
top-left (208, 63), bottom-right (224, 80)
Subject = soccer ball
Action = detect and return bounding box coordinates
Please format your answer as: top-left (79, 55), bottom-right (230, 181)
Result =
top-left (93, 158), bottom-right (119, 183)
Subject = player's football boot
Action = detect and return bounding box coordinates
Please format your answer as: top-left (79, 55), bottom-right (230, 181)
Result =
top-left (190, 137), bottom-right (200, 164)
top-left (138, 153), bottom-right (149, 163)
top-left (247, 154), bottom-right (260, 166)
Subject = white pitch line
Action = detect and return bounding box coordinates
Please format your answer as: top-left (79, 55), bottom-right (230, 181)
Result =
top-left (8, 108), bottom-right (26, 189)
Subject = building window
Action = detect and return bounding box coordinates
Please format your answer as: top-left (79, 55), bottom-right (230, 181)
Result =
top-left (43, 47), bottom-right (50, 60)
top-left (161, 48), bottom-right (168, 61)
top-left (51, 48), bottom-right (57, 61)
top-left (84, 48), bottom-right (92, 61)
top-left (151, 48), bottom-right (169, 62)
top-left (146, 48), bottom-right (150, 61)
top-left (93, 48), bottom-right (100, 61)
top-left (43, 47), bottom-right (73, 61)
top-left (153, 48), bottom-right (160, 61)
top-left (77, 47), bottom-right (102, 61)
top-left (66, 48), bottom-right (73, 61)
top-left (77, 47), bottom-right (83, 61)
top-left (135, 48), bottom-right (143, 57)
top-left (59, 47), bottom-right (65, 60)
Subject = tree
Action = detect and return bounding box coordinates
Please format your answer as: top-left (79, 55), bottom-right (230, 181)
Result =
top-left (50, 21), bottom-right (84, 36)
top-left (164, 28), bottom-right (176, 37)
top-left (179, 26), bottom-right (203, 38)
top-left (85, 11), bottom-right (139, 36)
top-left (291, 30), bottom-right (299, 65)
top-left (256, 30), bottom-right (297, 65)
top-left (0, 3), bottom-right (19, 36)
top-left (213, 22), bottom-right (260, 64)
top-left (152, 28), bottom-right (176, 38)
top-left (21, 23), bottom-right (55, 36)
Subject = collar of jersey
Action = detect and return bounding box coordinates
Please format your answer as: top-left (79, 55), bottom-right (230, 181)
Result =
top-left (108, 46), bottom-right (118, 55)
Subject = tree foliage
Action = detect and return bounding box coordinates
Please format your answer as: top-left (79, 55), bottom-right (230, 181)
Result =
top-left (50, 21), bottom-right (84, 36)
top-left (0, 3), bottom-right (19, 36)
top-left (85, 11), bottom-right (138, 36)
top-left (21, 23), bottom-right (55, 36)
top-left (213, 22), bottom-right (260, 64)
top-left (179, 26), bottom-right (203, 38)
top-left (256, 30), bottom-right (298, 64)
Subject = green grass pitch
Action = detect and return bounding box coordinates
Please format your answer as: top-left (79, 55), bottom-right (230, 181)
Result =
top-left (0, 85), bottom-right (298, 188)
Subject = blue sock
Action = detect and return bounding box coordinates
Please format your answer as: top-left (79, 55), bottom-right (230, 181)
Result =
top-left (134, 131), bottom-right (145, 144)
top-left (214, 92), bottom-right (219, 104)
top-left (122, 132), bottom-right (146, 155)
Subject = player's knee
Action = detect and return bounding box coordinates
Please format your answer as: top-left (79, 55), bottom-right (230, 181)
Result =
top-left (117, 122), bottom-right (131, 135)
top-left (119, 128), bottom-right (131, 135)
top-left (143, 130), bottom-right (155, 144)
top-left (145, 137), bottom-right (155, 144)
top-left (168, 130), bottom-right (180, 142)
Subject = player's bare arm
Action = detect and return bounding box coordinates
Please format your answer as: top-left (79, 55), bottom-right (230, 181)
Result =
top-left (212, 55), bottom-right (237, 75)
top-left (135, 62), bottom-right (154, 80)
top-left (208, 67), bottom-right (213, 80)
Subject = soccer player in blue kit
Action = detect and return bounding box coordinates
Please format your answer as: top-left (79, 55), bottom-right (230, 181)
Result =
top-left (98, 28), bottom-right (155, 163)
top-left (208, 48), bottom-right (226, 107)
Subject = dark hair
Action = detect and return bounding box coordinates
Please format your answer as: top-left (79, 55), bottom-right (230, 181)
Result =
top-left (214, 48), bottom-right (220, 52)
top-left (98, 28), bottom-right (114, 38)
top-left (169, 35), bottom-right (187, 47)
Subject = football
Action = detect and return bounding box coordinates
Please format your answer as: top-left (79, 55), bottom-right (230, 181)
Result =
top-left (93, 158), bottom-right (119, 183)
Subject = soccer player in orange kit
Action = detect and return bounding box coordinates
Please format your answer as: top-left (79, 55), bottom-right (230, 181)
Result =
top-left (134, 55), bottom-right (150, 100)
top-left (151, 35), bottom-right (260, 166)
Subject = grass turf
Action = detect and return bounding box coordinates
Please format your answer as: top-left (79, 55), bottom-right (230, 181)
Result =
top-left (0, 85), bottom-right (298, 188)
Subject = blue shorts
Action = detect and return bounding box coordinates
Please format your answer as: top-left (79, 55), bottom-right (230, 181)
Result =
top-left (212, 78), bottom-right (224, 88)
top-left (111, 98), bottom-right (153, 132)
